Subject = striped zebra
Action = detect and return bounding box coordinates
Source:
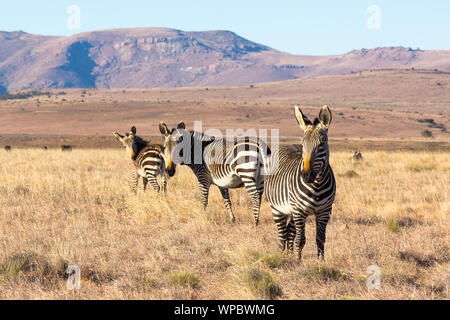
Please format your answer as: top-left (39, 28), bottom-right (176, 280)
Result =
top-left (113, 126), bottom-right (175, 193)
top-left (264, 106), bottom-right (336, 260)
top-left (159, 122), bottom-right (270, 225)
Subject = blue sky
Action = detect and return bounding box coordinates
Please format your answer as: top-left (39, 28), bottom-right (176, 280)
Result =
top-left (1, 0), bottom-right (448, 55)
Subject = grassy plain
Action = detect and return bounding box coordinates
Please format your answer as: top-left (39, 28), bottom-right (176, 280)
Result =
top-left (0, 148), bottom-right (448, 299)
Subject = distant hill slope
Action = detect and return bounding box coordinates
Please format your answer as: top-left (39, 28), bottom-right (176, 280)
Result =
top-left (1, 27), bottom-right (450, 92)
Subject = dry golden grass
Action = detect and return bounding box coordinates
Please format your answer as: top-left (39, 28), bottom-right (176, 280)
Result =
top-left (0, 149), bottom-right (448, 299)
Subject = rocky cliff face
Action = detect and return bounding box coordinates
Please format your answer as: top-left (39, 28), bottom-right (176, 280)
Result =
top-left (1, 28), bottom-right (449, 92)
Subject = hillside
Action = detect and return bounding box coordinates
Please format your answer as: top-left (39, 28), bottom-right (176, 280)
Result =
top-left (1, 28), bottom-right (450, 92)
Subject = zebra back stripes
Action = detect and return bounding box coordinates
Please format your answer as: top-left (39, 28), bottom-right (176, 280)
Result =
top-left (264, 106), bottom-right (336, 260)
top-left (114, 126), bottom-right (174, 193)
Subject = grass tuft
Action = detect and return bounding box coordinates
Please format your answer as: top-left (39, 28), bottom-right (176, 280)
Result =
top-left (169, 271), bottom-right (200, 289)
top-left (336, 295), bottom-right (360, 300)
top-left (247, 251), bottom-right (290, 269)
top-left (406, 161), bottom-right (436, 172)
top-left (385, 217), bottom-right (401, 233)
top-left (398, 251), bottom-right (438, 268)
top-left (243, 268), bottom-right (283, 299)
top-left (303, 264), bottom-right (343, 282)
top-left (144, 277), bottom-right (159, 289)
top-left (341, 170), bottom-right (359, 178)
top-left (13, 185), bottom-right (30, 196)
top-left (384, 270), bottom-right (418, 286)
top-left (0, 252), bottom-right (66, 284)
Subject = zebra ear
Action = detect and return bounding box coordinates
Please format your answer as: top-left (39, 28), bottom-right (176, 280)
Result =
top-left (159, 122), bottom-right (169, 136)
top-left (177, 122), bottom-right (185, 130)
top-left (294, 106), bottom-right (312, 131)
top-left (130, 126), bottom-right (137, 135)
top-left (318, 105), bottom-right (332, 129)
top-left (113, 132), bottom-right (124, 141)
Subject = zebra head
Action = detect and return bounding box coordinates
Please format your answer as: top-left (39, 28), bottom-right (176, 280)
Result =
top-left (294, 105), bottom-right (332, 183)
top-left (160, 121), bottom-right (186, 169)
top-left (113, 126), bottom-right (141, 160)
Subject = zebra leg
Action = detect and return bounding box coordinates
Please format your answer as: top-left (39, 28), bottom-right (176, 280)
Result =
top-left (142, 177), bottom-right (148, 192)
top-left (315, 212), bottom-right (331, 260)
top-left (242, 179), bottom-right (261, 226)
top-left (286, 215), bottom-right (296, 253)
top-left (257, 176), bottom-right (264, 209)
top-left (147, 174), bottom-right (161, 193)
top-left (130, 169), bottom-right (138, 194)
top-left (272, 208), bottom-right (288, 252)
top-left (293, 211), bottom-right (307, 261)
top-left (162, 173), bottom-right (168, 194)
top-left (219, 187), bottom-right (235, 222)
top-left (197, 180), bottom-right (211, 210)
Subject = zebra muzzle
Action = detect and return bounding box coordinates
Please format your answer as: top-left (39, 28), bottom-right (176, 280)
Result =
top-left (302, 170), bottom-right (316, 183)
top-left (166, 158), bottom-right (173, 170)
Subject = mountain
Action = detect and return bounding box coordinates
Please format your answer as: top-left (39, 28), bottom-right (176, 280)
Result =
top-left (1, 27), bottom-right (450, 92)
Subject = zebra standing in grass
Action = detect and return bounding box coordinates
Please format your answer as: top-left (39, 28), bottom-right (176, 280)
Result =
top-left (264, 106), bottom-right (336, 260)
top-left (113, 126), bottom-right (175, 193)
top-left (159, 122), bottom-right (270, 225)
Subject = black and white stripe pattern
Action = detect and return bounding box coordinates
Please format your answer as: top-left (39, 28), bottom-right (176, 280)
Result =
top-left (114, 126), bottom-right (175, 193)
top-left (160, 122), bottom-right (270, 225)
top-left (264, 106), bottom-right (336, 260)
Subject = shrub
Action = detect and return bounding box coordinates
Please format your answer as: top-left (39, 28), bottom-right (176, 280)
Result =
top-left (0, 90), bottom-right (50, 101)
top-left (422, 130), bottom-right (433, 138)
top-left (418, 119), bottom-right (447, 132)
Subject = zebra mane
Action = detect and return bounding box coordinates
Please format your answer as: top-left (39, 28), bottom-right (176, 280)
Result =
top-left (147, 143), bottom-right (164, 153)
top-left (133, 135), bottom-right (149, 153)
top-left (189, 130), bottom-right (216, 145)
top-left (283, 144), bottom-right (303, 160)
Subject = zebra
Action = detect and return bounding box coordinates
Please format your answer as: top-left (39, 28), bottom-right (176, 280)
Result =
top-left (351, 151), bottom-right (363, 163)
top-left (264, 105), bottom-right (336, 260)
top-left (159, 121), bottom-right (270, 225)
top-left (113, 125), bottom-right (175, 193)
